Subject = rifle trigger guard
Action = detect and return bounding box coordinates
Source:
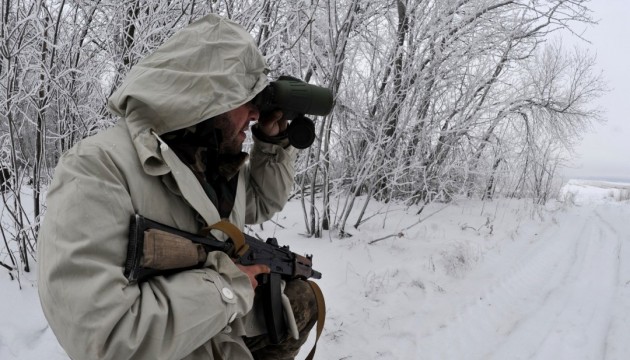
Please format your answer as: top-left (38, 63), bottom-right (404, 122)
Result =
top-left (201, 221), bottom-right (250, 257)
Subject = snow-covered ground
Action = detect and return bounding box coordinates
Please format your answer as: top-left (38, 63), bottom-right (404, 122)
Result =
top-left (1, 179), bottom-right (629, 359)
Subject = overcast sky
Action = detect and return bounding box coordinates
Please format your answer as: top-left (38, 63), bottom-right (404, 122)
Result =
top-left (560, 0), bottom-right (630, 181)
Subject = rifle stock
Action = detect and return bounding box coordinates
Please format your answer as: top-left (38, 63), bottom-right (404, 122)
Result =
top-left (124, 214), bottom-right (232, 283)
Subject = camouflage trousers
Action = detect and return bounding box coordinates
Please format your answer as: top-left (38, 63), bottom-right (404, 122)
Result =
top-left (243, 280), bottom-right (318, 360)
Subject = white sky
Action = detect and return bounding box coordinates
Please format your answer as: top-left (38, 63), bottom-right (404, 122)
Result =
top-left (561, 0), bottom-right (630, 181)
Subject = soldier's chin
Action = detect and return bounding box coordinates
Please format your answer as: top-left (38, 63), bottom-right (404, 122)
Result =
top-left (221, 141), bottom-right (244, 155)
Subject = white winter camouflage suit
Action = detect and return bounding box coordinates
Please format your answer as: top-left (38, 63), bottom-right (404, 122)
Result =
top-left (37, 14), bottom-right (297, 360)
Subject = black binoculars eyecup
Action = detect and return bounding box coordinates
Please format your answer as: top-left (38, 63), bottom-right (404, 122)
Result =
top-left (287, 116), bottom-right (316, 150)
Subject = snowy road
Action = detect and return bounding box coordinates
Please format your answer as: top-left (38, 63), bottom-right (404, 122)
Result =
top-left (417, 202), bottom-right (630, 360)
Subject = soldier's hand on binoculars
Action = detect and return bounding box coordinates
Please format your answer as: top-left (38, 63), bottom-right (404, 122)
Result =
top-left (256, 110), bottom-right (287, 137)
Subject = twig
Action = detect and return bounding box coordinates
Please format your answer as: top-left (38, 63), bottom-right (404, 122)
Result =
top-left (368, 232), bottom-right (403, 245)
top-left (368, 204), bottom-right (450, 245)
top-left (0, 261), bottom-right (14, 271)
top-left (268, 218), bottom-right (286, 229)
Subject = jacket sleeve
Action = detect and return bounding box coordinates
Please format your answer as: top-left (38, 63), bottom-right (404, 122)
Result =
top-left (37, 144), bottom-right (254, 360)
top-left (244, 136), bottom-right (298, 224)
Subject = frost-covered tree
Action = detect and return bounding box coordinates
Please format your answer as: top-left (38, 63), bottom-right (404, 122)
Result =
top-left (0, 0), bottom-right (604, 278)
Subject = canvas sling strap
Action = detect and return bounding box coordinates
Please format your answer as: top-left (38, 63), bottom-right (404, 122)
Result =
top-left (200, 220), bottom-right (249, 257)
top-left (201, 220), bottom-right (326, 359)
top-left (305, 280), bottom-right (326, 360)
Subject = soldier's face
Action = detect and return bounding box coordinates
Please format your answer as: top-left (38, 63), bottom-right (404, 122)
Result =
top-left (214, 102), bottom-right (260, 154)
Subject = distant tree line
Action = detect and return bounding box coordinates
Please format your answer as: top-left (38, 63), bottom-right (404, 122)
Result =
top-left (0, 0), bottom-right (604, 278)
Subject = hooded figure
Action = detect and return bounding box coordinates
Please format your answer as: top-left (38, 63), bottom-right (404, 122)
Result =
top-left (38, 14), bottom-right (316, 360)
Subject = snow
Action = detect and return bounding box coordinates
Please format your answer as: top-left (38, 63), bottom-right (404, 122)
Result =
top-left (1, 179), bottom-right (630, 359)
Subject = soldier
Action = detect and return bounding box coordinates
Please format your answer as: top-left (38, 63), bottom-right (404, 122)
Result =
top-left (38, 14), bottom-right (318, 360)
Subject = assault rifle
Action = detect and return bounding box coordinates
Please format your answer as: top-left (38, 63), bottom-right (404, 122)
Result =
top-left (124, 214), bottom-right (322, 344)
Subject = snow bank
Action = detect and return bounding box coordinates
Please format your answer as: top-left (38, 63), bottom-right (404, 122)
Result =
top-left (560, 179), bottom-right (630, 204)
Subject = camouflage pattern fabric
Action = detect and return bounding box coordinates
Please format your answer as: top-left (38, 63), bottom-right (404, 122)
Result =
top-left (243, 280), bottom-right (318, 360)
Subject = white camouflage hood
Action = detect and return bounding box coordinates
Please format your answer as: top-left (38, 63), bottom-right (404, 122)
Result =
top-left (107, 14), bottom-right (269, 174)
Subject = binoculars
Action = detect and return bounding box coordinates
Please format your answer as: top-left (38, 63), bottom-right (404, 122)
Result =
top-left (253, 76), bottom-right (334, 149)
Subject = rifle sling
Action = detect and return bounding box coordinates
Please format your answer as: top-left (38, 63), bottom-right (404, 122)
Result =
top-left (305, 280), bottom-right (326, 360)
top-left (201, 220), bottom-right (249, 257)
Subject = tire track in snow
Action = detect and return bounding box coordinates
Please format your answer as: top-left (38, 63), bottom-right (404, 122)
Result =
top-left (499, 207), bottom-right (619, 360)
top-left (594, 205), bottom-right (630, 360)
top-left (417, 206), bottom-right (622, 360)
